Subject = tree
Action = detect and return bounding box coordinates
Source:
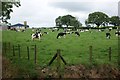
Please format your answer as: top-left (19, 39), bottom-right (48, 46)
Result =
top-left (87, 12), bottom-right (109, 27)
top-left (1, 2), bottom-right (21, 23)
top-left (70, 18), bottom-right (82, 29)
top-left (61, 15), bottom-right (75, 27)
top-left (85, 19), bottom-right (91, 27)
top-left (85, 19), bottom-right (89, 27)
top-left (109, 16), bottom-right (120, 26)
top-left (55, 16), bottom-right (62, 27)
top-left (55, 14), bottom-right (82, 28)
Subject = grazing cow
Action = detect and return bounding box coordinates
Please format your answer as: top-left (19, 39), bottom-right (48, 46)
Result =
top-left (106, 32), bottom-right (111, 39)
top-left (44, 32), bottom-right (48, 34)
top-left (98, 29), bottom-right (101, 32)
top-left (115, 30), bottom-right (120, 36)
top-left (75, 32), bottom-right (80, 36)
top-left (31, 32), bottom-right (42, 40)
top-left (101, 29), bottom-right (104, 32)
top-left (80, 30), bottom-right (85, 32)
top-left (21, 29), bottom-right (25, 32)
top-left (11, 28), bottom-right (18, 32)
top-left (65, 31), bottom-right (72, 34)
top-left (109, 27), bottom-right (112, 31)
top-left (57, 32), bottom-right (66, 39)
top-left (57, 28), bottom-right (59, 31)
top-left (85, 29), bottom-right (89, 32)
top-left (51, 28), bottom-right (58, 32)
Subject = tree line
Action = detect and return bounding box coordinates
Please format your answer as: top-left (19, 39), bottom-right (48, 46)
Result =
top-left (55, 12), bottom-right (120, 28)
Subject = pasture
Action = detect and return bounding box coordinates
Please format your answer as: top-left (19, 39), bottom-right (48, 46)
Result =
top-left (2, 28), bottom-right (119, 78)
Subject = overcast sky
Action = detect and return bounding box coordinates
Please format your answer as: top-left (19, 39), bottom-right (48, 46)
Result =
top-left (8, 0), bottom-right (120, 27)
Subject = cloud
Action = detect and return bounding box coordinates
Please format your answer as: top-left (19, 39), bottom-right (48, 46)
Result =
top-left (119, 1), bottom-right (120, 17)
top-left (48, 1), bottom-right (118, 26)
top-left (49, 2), bottom-right (94, 12)
top-left (8, 0), bottom-right (119, 27)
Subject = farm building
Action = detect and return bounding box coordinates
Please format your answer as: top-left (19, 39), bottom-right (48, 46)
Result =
top-left (10, 23), bottom-right (29, 30)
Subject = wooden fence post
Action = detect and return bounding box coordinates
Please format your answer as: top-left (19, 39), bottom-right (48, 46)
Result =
top-left (34, 45), bottom-right (37, 64)
top-left (109, 47), bottom-right (111, 61)
top-left (13, 45), bottom-right (15, 56)
top-left (27, 46), bottom-right (30, 60)
top-left (89, 46), bottom-right (92, 64)
top-left (57, 49), bottom-right (61, 78)
top-left (48, 49), bottom-right (66, 78)
top-left (18, 44), bottom-right (21, 58)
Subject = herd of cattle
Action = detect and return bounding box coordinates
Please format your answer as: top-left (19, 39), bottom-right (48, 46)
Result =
top-left (30, 28), bottom-right (120, 41)
top-left (8, 27), bottom-right (120, 40)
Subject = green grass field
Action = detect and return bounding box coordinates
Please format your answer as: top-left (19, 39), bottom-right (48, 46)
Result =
top-left (2, 28), bottom-right (119, 78)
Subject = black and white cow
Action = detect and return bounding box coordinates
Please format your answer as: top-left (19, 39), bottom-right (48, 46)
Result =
top-left (109, 27), bottom-right (112, 31)
top-left (75, 31), bottom-right (80, 36)
top-left (31, 32), bottom-right (42, 40)
top-left (57, 32), bottom-right (66, 39)
top-left (115, 30), bottom-right (120, 36)
top-left (106, 32), bottom-right (111, 39)
top-left (44, 32), bottom-right (49, 34)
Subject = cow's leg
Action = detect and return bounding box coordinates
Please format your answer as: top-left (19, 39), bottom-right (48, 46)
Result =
top-left (64, 35), bottom-right (66, 38)
top-left (57, 35), bottom-right (59, 39)
top-left (32, 38), bottom-right (34, 40)
top-left (106, 36), bottom-right (108, 39)
top-left (32, 36), bottom-right (35, 41)
top-left (39, 37), bottom-right (40, 41)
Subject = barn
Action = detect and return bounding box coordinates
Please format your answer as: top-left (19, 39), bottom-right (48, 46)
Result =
top-left (10, 23), bottom-right (29, 30)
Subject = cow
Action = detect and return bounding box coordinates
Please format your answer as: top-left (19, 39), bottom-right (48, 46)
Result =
top-left (115, 30), bottom-right (120, 36)
top-left (31, 32), bottom-right (42, 41)
top-left (21, 29), bottom-right (25, 32)
top-left (44, 32), bottom-right (49, 34)
top-left (106, 32), bottom-right (111, 39)
top-left (75, 31), bottom-right (80, 36)
top-left (57, 32), bottom-right (66, 39)
top-left (109, 27), bottom-right (112, 31)
top-left (80, 30), bottom-right (85, 32)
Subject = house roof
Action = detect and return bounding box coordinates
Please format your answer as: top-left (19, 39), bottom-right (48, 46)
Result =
top-left (11, 23), bottom-right (29, 27)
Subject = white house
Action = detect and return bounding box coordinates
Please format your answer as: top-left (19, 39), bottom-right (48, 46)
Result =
top-left (10, 23), bottom-right (29, 30)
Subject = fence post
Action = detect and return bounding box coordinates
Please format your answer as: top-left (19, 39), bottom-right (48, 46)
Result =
top-left (13, 45), bottom-right (15, 56)
top-left (27, 46), bottom-right (30, 60)
top-left (109, 47), bottom-right (111, 61)
top-left (89, 46), bottom-right (92, 64)
top-left (57, 49), bottom-right (61, 78)
top-left (18, 44), bottom-right (20, 58)
top-left (34, 45), bottom-right (37, 64)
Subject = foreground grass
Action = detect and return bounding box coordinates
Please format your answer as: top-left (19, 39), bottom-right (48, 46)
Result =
top-left (2, 28), bottom-right (119, 78)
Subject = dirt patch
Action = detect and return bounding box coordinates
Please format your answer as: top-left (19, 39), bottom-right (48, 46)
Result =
top-left (2, 57), bottom-right (120, 79)
top-left (36, 64), bottom-right (120, 78)
top-left (2, 57), bottom-right (19, 78)
top-left (64, 64), bottom-right (120, 78)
